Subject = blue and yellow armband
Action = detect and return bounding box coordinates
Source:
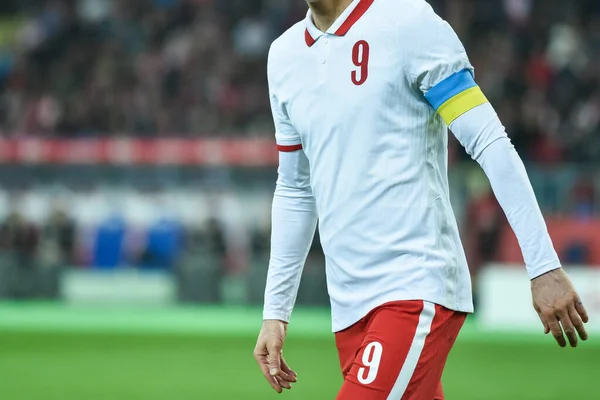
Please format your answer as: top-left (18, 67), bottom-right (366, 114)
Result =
top-left (424, 69), bottom-right (489, 125)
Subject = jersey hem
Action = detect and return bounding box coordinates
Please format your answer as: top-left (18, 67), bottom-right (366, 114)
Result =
top-left (331, 292), bottom-right (474, 332)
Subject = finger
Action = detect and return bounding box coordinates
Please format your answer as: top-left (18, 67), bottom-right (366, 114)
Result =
top-left (543, 320), bottom-right (550, 335)
top-left (536, 310), bottom-right (550, 334)
top-left (276, 375), bottom-right (292, 390)
top-left (280, 357), bottom-right (297, 381)
top-left (259, 362), bottom-right (284, 392)
top-left (281, 357), bottom-right (296, 376)
top-left (277, 370), bottom-right (297, 383)
top-left (277, 369), bottom-right (297, 383)
top-left (266, 343), bottom-right (282, 376)
top-left (575, 300), bottom-right (590, 324)
top-left (569, 304), bottom-right (588, 342)
top-left (558, 309), bottom-right (578, 348)
top-left (547, 318), bottom-right (566, 347)
top-left (255, 352), bottom-right (283, 393)
top-left (257, 359), bottom-right (283, 393)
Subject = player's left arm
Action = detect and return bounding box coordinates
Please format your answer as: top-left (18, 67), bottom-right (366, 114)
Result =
top-left (450, 104), bottom-right (589, 349)
top-left (402, 2), bottom-right (588, 348)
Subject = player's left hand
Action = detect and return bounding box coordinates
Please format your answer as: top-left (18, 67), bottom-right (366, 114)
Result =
top-left (531, 268), bottom-right (589, 348)
top-left (253, 319), bottom-right (298, 393)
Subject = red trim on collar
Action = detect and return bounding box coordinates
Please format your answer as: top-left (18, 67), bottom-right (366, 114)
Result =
top-left (305, 0), bottom-right (375, 47)
top-left (305, 29), bottom-right (317, 47)
top-left (334, 0), bottom-right (375, 36)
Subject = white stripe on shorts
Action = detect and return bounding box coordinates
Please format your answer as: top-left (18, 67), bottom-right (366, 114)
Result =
top-left (386, 301), bottom-right (436, 400)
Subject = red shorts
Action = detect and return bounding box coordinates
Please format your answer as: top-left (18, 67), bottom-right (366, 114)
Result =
top-left (335, 300), bottom-right (466, 400)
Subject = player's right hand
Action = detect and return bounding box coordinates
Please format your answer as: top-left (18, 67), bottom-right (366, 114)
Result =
top-left (253, 319), bottom-right (297, 393)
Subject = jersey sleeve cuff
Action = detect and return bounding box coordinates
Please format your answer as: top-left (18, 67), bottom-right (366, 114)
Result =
top-left (275, 135), bottom-right (303, 152)
top-left (527, 260), bottom-right (562, 280)
top-left (263, 310), bottom-right (292, 323)
top-left (277, 143), bottom-right (303, 152)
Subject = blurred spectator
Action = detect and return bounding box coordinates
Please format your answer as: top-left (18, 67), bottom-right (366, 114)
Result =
top-left (0, 0), bottom-right (596, 163)
top-left (250, 222), bottom-right (270, 256)
top-left (569, 175), bottom-right (596, 219)
top-left (180, 215), bottom-right (228, 269)
top-left (0, 207), bottom-right (39, 260)
top-left (563, 241), bottom-right (591, 264)
top-left (203, 216), bottom-right (227, 268)
top-left (39, 200), bottom-right (76, 267)
top-left (465, 189), bottom-right (504, 277)
top-left (0, 206), bottom-right (39, 298)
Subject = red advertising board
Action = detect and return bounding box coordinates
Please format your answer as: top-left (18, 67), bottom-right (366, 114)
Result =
top-left (0, 138), bottom-right (280, 166)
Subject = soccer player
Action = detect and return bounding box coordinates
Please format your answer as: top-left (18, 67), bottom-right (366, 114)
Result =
top-left (253, 0), bottom-right (590, 398)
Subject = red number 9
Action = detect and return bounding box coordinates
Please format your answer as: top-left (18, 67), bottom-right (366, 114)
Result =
top-left (351, 40), bottom-right (370, 86)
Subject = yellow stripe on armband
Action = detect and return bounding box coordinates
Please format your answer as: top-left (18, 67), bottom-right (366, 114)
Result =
top-left (437, 86), bottom-right (489, 125)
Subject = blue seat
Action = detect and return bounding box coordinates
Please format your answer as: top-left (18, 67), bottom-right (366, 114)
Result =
top-left (140, 218), bottom-right (182, 270)
top-left (92, 215), bottom-right (126, 269)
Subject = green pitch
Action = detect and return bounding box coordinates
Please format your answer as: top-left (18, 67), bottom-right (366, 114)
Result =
top-left (0, 304), bottom-right (596, 400)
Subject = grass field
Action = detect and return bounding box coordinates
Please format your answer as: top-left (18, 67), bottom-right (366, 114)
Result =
top-left (0, 303), bottom-right (597, 400)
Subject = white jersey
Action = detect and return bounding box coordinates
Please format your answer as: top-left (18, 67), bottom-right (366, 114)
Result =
top-left (264, 0), bottom-right (560, 332)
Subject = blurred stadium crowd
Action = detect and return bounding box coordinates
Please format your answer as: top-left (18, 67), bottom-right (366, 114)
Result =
top-left (0, 0), bottom-right (597, 162)
top-left (0, 0), bottom-right (599, 301)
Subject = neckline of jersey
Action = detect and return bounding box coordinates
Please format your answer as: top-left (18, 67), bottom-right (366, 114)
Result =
top-left (304, 0), bottom-right (375, 47)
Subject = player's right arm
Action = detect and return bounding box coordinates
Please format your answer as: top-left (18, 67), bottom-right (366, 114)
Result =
top-left (253, 44), bottom-right (318, 394)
